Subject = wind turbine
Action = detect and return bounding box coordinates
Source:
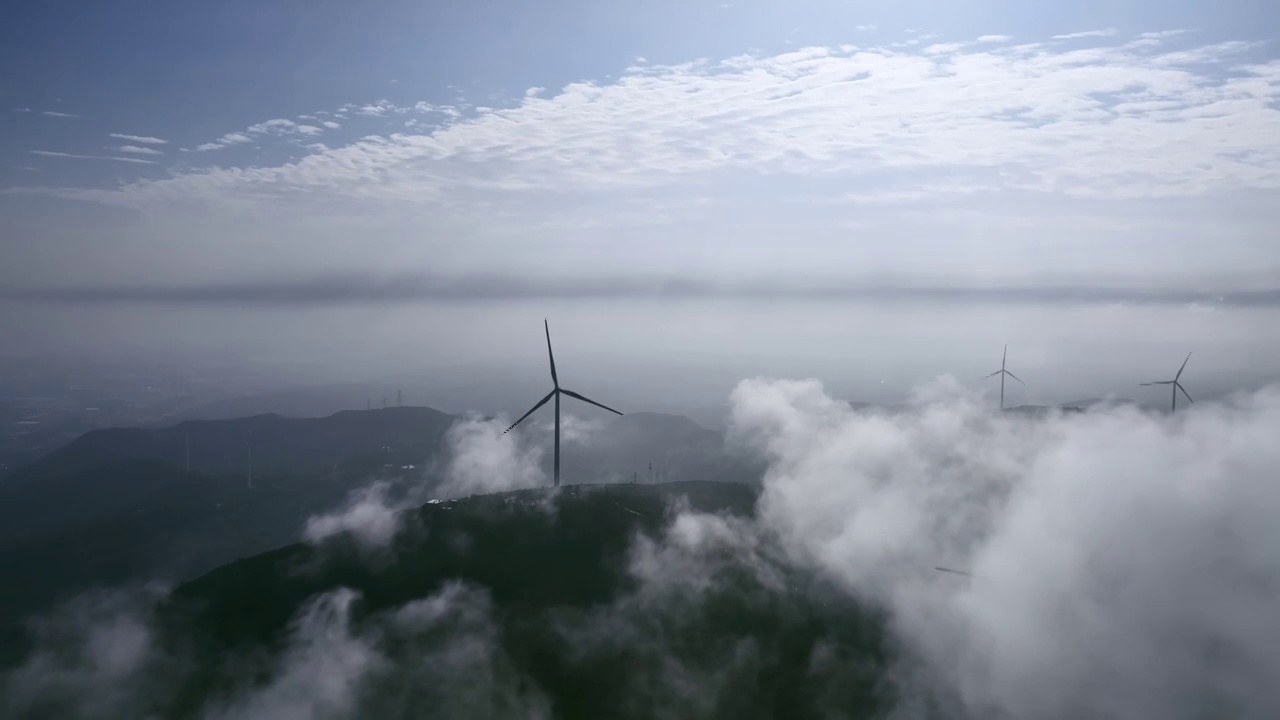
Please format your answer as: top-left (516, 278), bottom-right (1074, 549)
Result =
top-left (981, 344), bottom-right (1024, 410)
top-left (1141, 352), bottom-right (1194, 413)
top-left (505, 320), bottom-right (624, 487)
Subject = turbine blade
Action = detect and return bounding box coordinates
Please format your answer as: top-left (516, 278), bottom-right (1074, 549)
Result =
top-left (1004, 370), bottom-right (1024, 384)
top-left (1176, 383), bottom-right (1194, 404)
top-left (1140, 381), bottom-right (1174, 386)
top-left (505, 390), bottom-right (555, 433)
top-left (934, 566), bottom-right (972, 577)
top-left (560, 388), bottom-right (624, 416)
top-left (1002, 344), bottom-right (1007, 369)
top-left (1175, 352), bottom-right (1192, 381)
top-left (544, 320), bottom-right (558, 387)
top-left (981, 370), bottom-right (1002, 380)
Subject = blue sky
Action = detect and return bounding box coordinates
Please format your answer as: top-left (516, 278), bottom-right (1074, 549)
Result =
top-left (2, 0), bottom-right (1280, 296)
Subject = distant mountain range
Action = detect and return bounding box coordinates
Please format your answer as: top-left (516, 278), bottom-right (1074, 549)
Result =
top-left (5, 405), bottom-right (454, 486)
top-left (0, 405), bottom-right (758, 632)
top-left (0, 407), bottom-right (455, 629)
top-left (181, 382), bottom-right (444, 422)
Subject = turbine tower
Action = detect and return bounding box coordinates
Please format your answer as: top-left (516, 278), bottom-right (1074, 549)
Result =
top-left (1141, 352), bottom-right (1194, 413)
top-left (981, 344), bottom-right (1023, 410)
top-left (505, 320), bottom-right (624, 487)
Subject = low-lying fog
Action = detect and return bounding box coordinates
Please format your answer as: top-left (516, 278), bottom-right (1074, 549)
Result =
top-left (3, 299), bottom-right (1278, 423)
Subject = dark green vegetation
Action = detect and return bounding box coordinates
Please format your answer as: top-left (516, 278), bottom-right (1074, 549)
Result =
top-left (0, 407), bottom-right (455, 630)
top-left (0, 406), bottom-right (761, 668)
top-left (112, 482), bottom-right (889, 719)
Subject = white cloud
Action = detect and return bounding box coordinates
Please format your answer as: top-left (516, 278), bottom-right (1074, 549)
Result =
top-left (71, 32), bottom-right (1280, 216)
top-left (15, 32), bottom-right (1280, 293)
top-left (1052, 29), bottom-right (1118, 40)
top-left (977, 34), bottom-right (1013, 43)
top-left (247, 118), bottom-right (323, 136)
top-left (30, 150), bottom-right (156, 165)
top-left (1124, 30), bottom-right (1193, 51)
top-left (113, 145), bottom-right (163, 155)
top-left (322, 120), bottom-right (341, 129)
top-left (856, 24), bottom-right (877, 31)
top-left (194, 119), bottom-right (328, 152)
top-left (108, 133), bottom-right (167, 145)
top-left (14, 107), bottom-right (32, 112)
top-left (923, 42), bottom-right (967, 54)
top-left (249, 118), bottom-right (296, 132)
top-left (42, 111), bottom-right (79, 118)
top-left (200, 583), bottom-right (548, 717)
top-left (195, 132), bottom-right (252, 152)
top-left (437, 415), bottom-right (546, 498)
top-left (728, 377), bottom-right (1280, 718)
top-left (304, 481), bottom-right (404, 549)
top-left (413, 101), bottom-right (462, 117)
top-left (1, 586), bottom-right (170, 719)
top-left (1141, 29), bottom-right (1190, 40)
top-left (200, 589), bottom-right (379, 720)
top-left (3, 581), bottom-right (548, 718)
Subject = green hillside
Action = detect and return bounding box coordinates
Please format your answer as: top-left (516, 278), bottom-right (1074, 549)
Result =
top-left (8, 482), bottom-right (891, 719)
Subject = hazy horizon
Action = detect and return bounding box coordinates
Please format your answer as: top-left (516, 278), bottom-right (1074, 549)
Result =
top-left (4, 299), bottom-right (1278, 425)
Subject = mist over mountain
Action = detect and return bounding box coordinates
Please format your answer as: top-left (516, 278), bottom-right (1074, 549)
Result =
top-left (0, 403), bottom-right (753, 636)
top-left (3, 378), bottom-right (1279, 718)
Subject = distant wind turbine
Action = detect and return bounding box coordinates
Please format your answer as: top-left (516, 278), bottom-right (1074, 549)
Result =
top-left (1141, 352), bottom-right (1194, 413)
top-left (505, 320), bottom-right (624, 487)
top-left (981, 344), bottom-right (1023, 410)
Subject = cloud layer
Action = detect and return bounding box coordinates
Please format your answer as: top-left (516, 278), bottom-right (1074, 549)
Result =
top-left (728, 377), bottom-right (1280, 718)
top-left (5, 272), bottom-right (1280, 306)
top-left (6, 29), bottom-right (1273, 294)
top-left (54, 30), bottom-right (1280, 214)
